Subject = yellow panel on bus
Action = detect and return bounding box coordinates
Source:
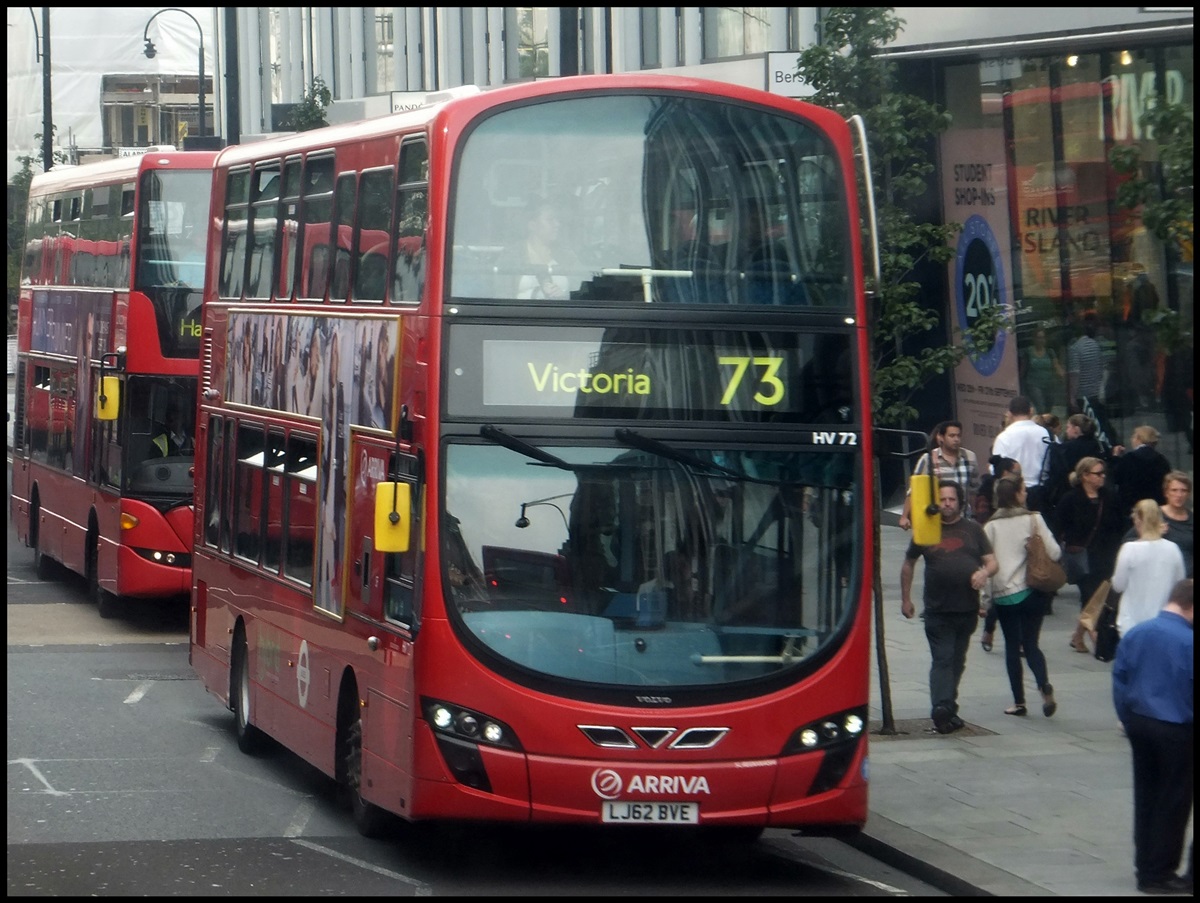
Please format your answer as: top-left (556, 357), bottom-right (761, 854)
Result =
top-left (375, 482), bottom-right (412, 553)
top-left (96, 375), bottom-right (120, 421)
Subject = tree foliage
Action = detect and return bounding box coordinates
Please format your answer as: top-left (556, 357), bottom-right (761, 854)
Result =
top-left (796, 8), bottom-right (1009, 427)
top-left (1110, 100), bottom-right (1193, 260)
top-left (292, 76), bottom-right (332, 132)
top-left (7, 132), bottom-right (69, 333)
top-left (795, 9), bottom-right (1013, 736)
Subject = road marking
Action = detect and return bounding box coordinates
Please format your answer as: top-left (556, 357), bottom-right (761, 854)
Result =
top-left (9, 758), bottom-right (69, 796)
top-left (289, 838), bottom-right (432, 892)
top-left (124, 680), bottom-right (154, 704)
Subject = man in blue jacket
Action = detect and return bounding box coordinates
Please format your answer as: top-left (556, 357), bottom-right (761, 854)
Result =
top-left (1112, 578), bottom-right (1193, 894)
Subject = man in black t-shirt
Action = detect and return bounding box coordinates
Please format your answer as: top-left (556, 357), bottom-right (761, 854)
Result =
top-left (901, 481), bottom-right (998, 734)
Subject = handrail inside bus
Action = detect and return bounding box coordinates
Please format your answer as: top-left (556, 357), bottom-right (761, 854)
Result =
top-left (847, 114), bottom-right (882, 296)
top-left (598, 266), bottom-right (694, 303)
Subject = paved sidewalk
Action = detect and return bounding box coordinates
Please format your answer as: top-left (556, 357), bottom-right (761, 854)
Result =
top-left (853, 522), bottom-right (1193, 896)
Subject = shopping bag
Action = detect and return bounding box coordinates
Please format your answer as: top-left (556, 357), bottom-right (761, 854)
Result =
top-left (1093, 598), bottom-right (1121, 663)
top-left (1025, 515), bottom-right (1066, 593)
top-left (1078, 579), bottom-right (1111, 633)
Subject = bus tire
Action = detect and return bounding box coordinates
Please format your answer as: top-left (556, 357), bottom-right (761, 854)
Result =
top-left (86, 526), bottom-right (105, 609)
top-left (337, 682), bottom-right (394, 839)
top-left (231, 629), bottom-right (268, 755)
top-left (31, 495), bottom-right (56, 581)
top-left (96, 589), bottom-right (122, 620)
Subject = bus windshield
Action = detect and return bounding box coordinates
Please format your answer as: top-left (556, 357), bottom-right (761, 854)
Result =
top-left (450, 93), bottom-right (851, 307)
top-left (122, 376), bottom-right (198, 500)
top-left (136, 169), bottom-right (210, 358)
top-left (443, 441), bottom-right (859, 689)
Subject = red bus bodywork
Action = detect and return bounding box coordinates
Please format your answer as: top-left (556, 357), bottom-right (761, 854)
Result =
top-left (10, 150), bottom-right (217, 610)
top-left (191, 75), bottom-right (874, 836)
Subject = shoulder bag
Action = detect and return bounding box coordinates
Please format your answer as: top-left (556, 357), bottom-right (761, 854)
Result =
top-left (1025, 514), bottom-right (1066, 593)
top-left (1062, 495), bottom-right (1102, 585)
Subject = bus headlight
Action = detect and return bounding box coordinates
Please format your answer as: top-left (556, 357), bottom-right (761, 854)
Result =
top-left (132, 548), bottom-right (192, 568)
top-left (780, 706), bottom-right (869, 796)
top-left (421, 697), bottom-right (521, 751)
top-left (781, 706), bottom-right (868, 757)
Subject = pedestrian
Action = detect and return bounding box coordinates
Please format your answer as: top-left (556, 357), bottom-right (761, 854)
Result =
top-left (982, 476), bottom-right (1061, 716)
top-left (1067, 312), bottom-right (1111, 434)
top-left (978, 456), bottom-right (1022, 651)
top-left (1034, 411), bottom-right (1061, 440)
top-left (1043, 413), bottom-right (1107, 521)
top-left (1056, 456), bottom-right (1126, 654)
top-left (1111, 577), bottom-right (1193, 895)
top-left (991, 396), bottom-right (1054, 511)
top-left (1110, 425), bottom-right (1172, 517)
top-left (900, 480), bottom-right (998, 734)
top-left (899, 420), bottom-right (981, 530)
top-left (975, 456), bottom-right (1022, 527)
top-left (1157, 471), bottom-right (1194, 578)
top-left (1111, 499), bottom-right (1186, 638)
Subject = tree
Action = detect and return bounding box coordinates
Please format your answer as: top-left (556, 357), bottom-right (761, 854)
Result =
top-left (1110, 100), bottom-right (1193, 260)
top-left (291, 76), bottom-right (332, 132)
top-left (7, 132), bottom-right (69, 333)
top-left (795, 9), bottom-right (1010, 734)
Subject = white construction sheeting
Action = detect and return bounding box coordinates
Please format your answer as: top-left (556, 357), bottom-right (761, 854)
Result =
top-left (6, 7), bottom-right (216, 182)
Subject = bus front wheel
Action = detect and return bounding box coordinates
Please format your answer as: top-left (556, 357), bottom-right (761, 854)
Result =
top-left (337, 683), bottom-right (394, 839)
top-left (87, 526), bottom-right (120, 618)
top-left (231, 629), bottom-right (268, 755)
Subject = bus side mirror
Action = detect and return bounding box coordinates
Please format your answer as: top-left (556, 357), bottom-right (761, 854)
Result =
top-left (375, 481), bottom-right (412, 553)
top-left (909, 473), bottom-right (942, 546)
top-left (96, 375), bottom-right (120, 421)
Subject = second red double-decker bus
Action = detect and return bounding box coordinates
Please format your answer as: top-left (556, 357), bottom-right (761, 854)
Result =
top-left (10, 148), bottom-right (216, 618)
top-left (191, 74), bottom-right (876, 839)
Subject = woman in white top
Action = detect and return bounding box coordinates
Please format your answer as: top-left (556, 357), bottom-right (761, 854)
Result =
top-left (1111, 498), bottom-right (1186, 636)
top-left (983, 476), bottom-right (1062, 717)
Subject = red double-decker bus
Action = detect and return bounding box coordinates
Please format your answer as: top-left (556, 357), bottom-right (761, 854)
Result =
top-left (11, 148), bottom-right (217, 618)
top-left (190, 74), bottom-right (876, 839)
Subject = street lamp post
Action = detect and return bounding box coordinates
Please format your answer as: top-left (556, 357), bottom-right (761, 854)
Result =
top-left (142, 7), bottom-right (205, 139)
top-left (27, 7), bottom-right (53, 171)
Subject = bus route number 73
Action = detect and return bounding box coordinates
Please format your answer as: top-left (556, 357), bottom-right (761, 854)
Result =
top-left (717, 355), bottom-right (785, 407)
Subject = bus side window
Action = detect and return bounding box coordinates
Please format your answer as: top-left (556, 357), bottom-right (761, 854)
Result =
top-left (298, 156), bottom-right (334, 301)
top-left (262, 429), bottom-right (287, 572)
top-left (204, 416), bottom-right (225, 548)
top-left (391, 138), bottom-right (428, 304)
top-left (353, 169), bottom-right (393, 302)
top-left (220, 170), bottom-right (251, 299)
top-left (283, 432), bottom-right (318, 585)
top-left (329, 174), bottom-right (357, 302)
top-left (233, 423), bottom-right (267, 564)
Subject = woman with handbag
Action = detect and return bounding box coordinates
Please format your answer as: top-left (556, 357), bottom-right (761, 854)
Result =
top-left (1055, 456), bottom-right (1127, 653)
top-left (984, 477), bottom-right (1062, 716)
top-left (978, 456), bottom-right (1022, 652)
top-left (1111, 499), bottom-right (1186, 637)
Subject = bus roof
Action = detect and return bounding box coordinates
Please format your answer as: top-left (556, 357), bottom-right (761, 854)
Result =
top-left (28, 148), bottom-right (220, 198)
top-left (212, 73), bottom-right (845, 170)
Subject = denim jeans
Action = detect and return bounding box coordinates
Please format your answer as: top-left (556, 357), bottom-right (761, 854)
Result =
top-left (923, 610), bottom-right (978, 717)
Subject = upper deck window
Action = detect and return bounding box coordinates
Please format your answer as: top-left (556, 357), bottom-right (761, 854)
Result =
top-left (449, 93), bottom-right (850, 308)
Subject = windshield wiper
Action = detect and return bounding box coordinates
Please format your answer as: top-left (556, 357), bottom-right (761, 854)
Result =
top-left (479, 425), bottom-right (576, 471)
top-left (614, 428), bottom-right (751, 481)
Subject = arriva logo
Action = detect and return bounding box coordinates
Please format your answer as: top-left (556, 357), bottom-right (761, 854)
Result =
top-left (590, 768), bottom-right (711, 800)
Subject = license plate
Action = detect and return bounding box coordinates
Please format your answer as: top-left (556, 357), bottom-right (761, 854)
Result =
top-left (601, 801), bottom-right (699, 824)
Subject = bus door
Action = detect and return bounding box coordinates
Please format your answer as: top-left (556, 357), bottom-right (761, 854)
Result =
top-left (346, 435), bottom-right (422, 814)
